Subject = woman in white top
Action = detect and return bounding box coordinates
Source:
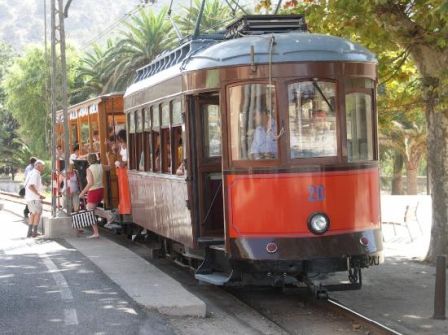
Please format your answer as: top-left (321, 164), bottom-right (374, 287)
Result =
top-left (79, 153), bottom-right (104, 239)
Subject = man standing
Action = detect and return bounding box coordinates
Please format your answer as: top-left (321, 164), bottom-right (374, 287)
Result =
top-left (24, 160), bottom-right (46, 238)
top-left (23, 157), bottom-right (37, 218)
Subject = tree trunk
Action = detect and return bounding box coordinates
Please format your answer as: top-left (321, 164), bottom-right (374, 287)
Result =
top-left (425, 103), bottom-right (448, 262)
top-left (406, 167), bottom-right (418, 195)
top-left (391, 152), bottom-right (403, 195)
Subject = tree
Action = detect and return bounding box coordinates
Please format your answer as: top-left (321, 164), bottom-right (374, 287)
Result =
top-left (2, 46), bottom-right (80, 159)
top-left (108, 7), bottom-right (175, 91)
top-left (175, 0), bottom-right (235, 36)
top-left (2, 46), bottom-right (51, 159)
top-left (263, 0), bottom-right (448, 261)
top-left (75, 40), bottom-right (117, 97)
top-left (381, 120), bottom-right (427, 195)
top-left (0, 41), bottom-right (22, 172)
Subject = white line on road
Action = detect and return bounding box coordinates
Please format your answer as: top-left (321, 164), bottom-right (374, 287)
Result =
top-left (64, 308), bottom-right (79, 326)
top-left (37, 251), bottom-right (79, 326)
top-left (39, 254), bottom-right (74, 301)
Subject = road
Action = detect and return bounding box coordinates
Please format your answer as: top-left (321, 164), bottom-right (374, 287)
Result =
top-left (0, 202), bottom-right (175, 335)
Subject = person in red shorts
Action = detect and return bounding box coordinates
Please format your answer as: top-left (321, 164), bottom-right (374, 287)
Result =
top-left (79, 153), bottom-right (104, 239)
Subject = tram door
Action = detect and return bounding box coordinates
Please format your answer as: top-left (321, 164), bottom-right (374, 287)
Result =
top-left (194, 93), bottom-right (224, 239)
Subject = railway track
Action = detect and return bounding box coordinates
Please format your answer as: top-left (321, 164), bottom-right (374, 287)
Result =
top-left (324, 298), bottom-right (403, 335)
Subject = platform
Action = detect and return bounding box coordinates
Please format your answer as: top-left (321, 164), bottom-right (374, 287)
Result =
top-left (65, 237), bottom-right (206, 317)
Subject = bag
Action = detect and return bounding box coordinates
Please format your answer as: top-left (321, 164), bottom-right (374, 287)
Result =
top-left (71, 210), bottom-right (96, 229)
top-left (18, 187), bottom-right (25, 197)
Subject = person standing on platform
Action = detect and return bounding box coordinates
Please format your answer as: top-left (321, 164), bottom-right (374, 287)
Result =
top-left (23, 157), bottom-right (37, 218)
top-left (79, 154), bottom-right (104, 239)
top-left (24, 160), bottom-right (46, 238)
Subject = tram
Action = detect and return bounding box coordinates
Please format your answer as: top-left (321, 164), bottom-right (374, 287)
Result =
top-left (55, 93), bottom-right (128, 215)
top-left (123, 15), bottom-right (383, 291)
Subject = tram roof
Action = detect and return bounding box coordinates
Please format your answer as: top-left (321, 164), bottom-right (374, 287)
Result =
top-left (125, 32), bottom-right (376, 97)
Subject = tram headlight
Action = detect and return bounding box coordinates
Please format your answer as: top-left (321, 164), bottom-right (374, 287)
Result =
top-left (308, 213), bottom-right (330, 235)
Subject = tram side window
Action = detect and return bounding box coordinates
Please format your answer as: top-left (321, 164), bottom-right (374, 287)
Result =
top-left (80, 122), bottom-right (90, 154)
top-left (91, 122), bottom-right (99, 153)
top-left (135, 110), bottom-right (144, 171)
top-left (70, 125), bottom-right (78, 147)
top-left (287, 81), bottom-right (337, 158)
top-left (345, 93), bottom-right (374, 161)
top-left (161, 103), bottom-right (171, 174)
top-left (144, 108), bottom-right (152, 171)
top-left (152, 106), bottom-right (161, 172)
top-left (128, 111), bottom-right (137, 170)
top-left (203, 104), bottom-right (221, 158)
top-left (229, 83), bottom-right (278, 160)
top-left (172, 100), bottom-right (184, 174)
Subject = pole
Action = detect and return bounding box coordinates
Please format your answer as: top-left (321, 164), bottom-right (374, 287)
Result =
top-left (433, 255), bottom-right (446, 319)
top-left (58, 0), bottom-right (71, 215)
top-left (50, 0), bottom-right (57, 217)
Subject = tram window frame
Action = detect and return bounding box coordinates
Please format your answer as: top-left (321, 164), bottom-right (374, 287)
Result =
top-left (227, 81), bottom-right (280, 165)
top-left (152, 105), bottom-right (161, 173)
top-left (143, 107), bottom-right (152, 171)
top-left (135, 109), bottom-right (145, 171)
top-left (203, 103), bottom-right (222, 160)
top-left (344, 83), bottom-right (376, 162)
top-left (171, 100), bottom-right (184, 175)
top-left (128, 111), bottom-right (137, 170)
top-left (161, 101), bottom-right (171, 174)
top-left (286, 79), bottom-right (339, 160)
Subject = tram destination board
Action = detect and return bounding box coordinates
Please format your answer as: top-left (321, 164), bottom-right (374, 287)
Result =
top-left (225, 15), bottom-right (308, 39)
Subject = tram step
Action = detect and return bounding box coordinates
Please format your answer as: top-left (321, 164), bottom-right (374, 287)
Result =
top-left (195, 272), bottom-right (230, 286)
top-left (197, 236), bottom-right (224, 246)
top-left (209, 244), bottom-right (225, 252)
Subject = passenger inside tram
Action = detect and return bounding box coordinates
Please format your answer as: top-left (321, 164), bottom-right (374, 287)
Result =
top-left (115, 129), bottom-right (128, 167)
top-left (92, 130), bottom-right (100, 152)
top-left (249, 108), bottom-right (278, 160)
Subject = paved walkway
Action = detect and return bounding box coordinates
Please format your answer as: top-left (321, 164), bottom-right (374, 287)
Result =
top-left (0, 202), bottom-right (175, 335)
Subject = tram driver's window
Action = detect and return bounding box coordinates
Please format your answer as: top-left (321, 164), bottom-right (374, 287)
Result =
top-left (229, 84), bottom-right (278, 160)
top-left (345, 93), bottom-right (374, 161)
top-left (288, 81), bottom-right (337, 158)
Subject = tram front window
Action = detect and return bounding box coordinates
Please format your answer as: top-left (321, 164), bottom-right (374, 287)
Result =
top-left (345, 92), bottom-right (374, 161)
top-left (229, 83), bottom-right (278, 160)
top-left (288, 81), bottom-right (337, 158)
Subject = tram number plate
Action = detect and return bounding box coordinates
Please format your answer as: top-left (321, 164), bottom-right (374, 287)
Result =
top-left (307, 185), bottom-right (325, 202)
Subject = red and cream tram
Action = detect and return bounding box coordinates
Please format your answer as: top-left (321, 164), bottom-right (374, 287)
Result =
top-left (124, 15), bottom-right (383, 291)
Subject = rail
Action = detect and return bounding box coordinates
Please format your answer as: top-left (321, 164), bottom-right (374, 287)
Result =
top-left (325, 298), bottom-right (403, 335)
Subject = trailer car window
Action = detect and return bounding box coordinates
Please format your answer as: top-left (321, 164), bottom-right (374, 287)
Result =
top-left (229, 83), bottom-right (278, 160)
top-left (345, 93), bottom-right (374, 161)
top-left (288, 81), bottom-right (337, 158)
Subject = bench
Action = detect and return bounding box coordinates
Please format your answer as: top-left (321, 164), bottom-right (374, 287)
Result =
top-left (382, 201), bottom-right (423, 242)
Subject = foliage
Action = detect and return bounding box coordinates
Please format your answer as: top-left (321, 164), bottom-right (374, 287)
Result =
top-left (2, 46), bottom-right (51, 159)
top-left (2, 46), bottom-right (81, 159)
top-left (0, 41), bottom-right (23, 170)
top-left (75, 40), bottom-right (117, 97)
top-left (175, 0), bottom-right (235, 36)
top-left (108, 7), bottom-right (175, 91)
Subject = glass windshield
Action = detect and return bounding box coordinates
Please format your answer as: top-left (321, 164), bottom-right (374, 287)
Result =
top-left (345, 93), bottom-right (374, 161)
top-left (288, 81), bottom-right (337, 158)
top-left (229, 83), bottom-right (278, 160)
